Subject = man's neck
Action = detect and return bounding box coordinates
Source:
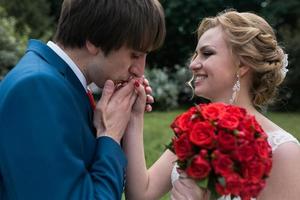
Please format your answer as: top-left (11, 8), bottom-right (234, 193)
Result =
top-left (57, 43), bottom-right (91, 84)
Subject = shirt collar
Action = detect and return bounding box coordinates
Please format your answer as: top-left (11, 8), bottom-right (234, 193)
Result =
top-left (47, 41), bottom-right (87, 91)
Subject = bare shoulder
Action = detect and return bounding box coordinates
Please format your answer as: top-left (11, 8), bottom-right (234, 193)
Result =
top-left (258, 142), bottom-right (300, 199)
top-left (272, 141), bottom-right (300, 182)
top-left (272, 141), bottom-right (300, 172)
top-left (273, 141), bottom-right (300, 161)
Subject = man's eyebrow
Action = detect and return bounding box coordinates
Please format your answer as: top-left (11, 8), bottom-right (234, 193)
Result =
top-left (133, 49), bottom-right (149, 54)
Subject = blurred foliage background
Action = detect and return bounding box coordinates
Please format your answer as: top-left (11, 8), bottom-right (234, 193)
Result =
top-left (0, 0), bottom-right (299, 111)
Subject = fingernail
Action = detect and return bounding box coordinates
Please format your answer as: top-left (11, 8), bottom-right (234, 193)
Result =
top-left (134, 81), bottom-right (140, 88)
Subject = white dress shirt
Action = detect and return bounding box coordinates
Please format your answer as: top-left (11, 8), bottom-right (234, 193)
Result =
top-left (47, 41), bottom-right (88, 92)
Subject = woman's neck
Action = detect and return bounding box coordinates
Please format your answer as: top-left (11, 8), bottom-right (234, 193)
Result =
top-left (232, 91), bottom-right (281, 133)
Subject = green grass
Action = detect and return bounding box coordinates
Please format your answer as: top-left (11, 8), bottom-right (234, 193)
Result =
top-left (265, 112), bottom-right (300, 138)
top-left (141, 111), bottom-right (300, 200)
top-left (143, 110), bottom-right (183, 168)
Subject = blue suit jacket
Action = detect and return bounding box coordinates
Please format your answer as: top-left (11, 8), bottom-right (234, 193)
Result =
top-left (0, 40), bottom-right (127, 200)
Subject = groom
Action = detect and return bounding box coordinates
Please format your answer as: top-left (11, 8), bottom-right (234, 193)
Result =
top-left (0, 0), bottom-right (165, 199)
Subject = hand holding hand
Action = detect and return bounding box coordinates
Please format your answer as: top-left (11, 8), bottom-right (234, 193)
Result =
top-left (93, 79), bottom-right (137, 143)
top-left (143, 77), bottom-right (154, 113)
top-left (131, 77), bottom-right (154, 116)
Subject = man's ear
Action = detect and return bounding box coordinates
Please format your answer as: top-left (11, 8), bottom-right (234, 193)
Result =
top-left (86, 40), bottom-right (99, 55)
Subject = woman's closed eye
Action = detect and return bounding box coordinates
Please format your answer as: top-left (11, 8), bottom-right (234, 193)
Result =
top-left (191, 48), bottom-right (215, 61)
top-left (202, 50), bottom-right (214, 57)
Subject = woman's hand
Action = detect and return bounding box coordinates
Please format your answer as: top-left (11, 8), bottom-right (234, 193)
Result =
top-left (131, 77), bottom-right (154, 116)
top-left (171, 174), bottom-right (210, 200)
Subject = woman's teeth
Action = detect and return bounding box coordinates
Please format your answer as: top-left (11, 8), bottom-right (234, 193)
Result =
top-left (195, 75), bottom-right (207, 81)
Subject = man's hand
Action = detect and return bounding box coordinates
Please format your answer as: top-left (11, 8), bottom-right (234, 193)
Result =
top-left (93, 79), bottom-right (137, 143)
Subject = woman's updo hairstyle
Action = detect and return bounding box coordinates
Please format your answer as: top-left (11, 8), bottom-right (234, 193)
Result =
top-left (197, 10), bottom-right (286, 107)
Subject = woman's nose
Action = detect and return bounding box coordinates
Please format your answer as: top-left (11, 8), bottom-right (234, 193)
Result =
top-left (189, 58), bottom-right (202, 70)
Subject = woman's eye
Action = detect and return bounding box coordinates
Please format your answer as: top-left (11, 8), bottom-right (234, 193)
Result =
top-left (203, 51), bottom-right (213, 57)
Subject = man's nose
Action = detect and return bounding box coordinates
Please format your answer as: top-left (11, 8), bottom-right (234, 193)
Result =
top-left (131, 55), bottom-right (146, 77)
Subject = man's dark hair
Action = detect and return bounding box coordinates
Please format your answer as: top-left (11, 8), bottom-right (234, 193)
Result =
top-left (54, 0), bottom-right (165, 54)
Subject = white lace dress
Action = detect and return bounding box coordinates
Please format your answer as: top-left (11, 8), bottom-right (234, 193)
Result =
top-left (171, 130), bottom-right (300, 200)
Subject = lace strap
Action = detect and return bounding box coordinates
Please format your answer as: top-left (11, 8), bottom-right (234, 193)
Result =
top-left (267, 131), bottom-right (300, 151)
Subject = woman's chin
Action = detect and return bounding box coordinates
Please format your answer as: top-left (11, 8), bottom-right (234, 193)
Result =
top-left (194, 88), bottom-right (207, 98)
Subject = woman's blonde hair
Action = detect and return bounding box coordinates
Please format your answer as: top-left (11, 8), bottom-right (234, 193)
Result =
top-left (197, 10), bottom-right (286, 107)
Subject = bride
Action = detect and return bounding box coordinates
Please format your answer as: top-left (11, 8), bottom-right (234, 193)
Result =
top-left (123, 10), bottom-right (300, 200)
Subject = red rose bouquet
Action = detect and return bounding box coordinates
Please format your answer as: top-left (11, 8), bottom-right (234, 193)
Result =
top-left (167, 103), bottom-right (272, 200)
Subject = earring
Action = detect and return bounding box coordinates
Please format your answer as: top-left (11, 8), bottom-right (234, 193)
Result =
top-left (229, 74), bottom-right (240, 104)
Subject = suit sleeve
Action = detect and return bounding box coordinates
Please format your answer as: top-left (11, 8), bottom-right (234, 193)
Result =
top-left (0, 73), bottom-right (127, 200)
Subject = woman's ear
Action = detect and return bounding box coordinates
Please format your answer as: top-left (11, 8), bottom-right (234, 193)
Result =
top-left (239, 63), bottom-right (251, 77)
top-left (86, 40), bottom-right (99, 55)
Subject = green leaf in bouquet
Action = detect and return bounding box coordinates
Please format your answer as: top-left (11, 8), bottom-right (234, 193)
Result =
top-left (196, 177), bottom-right (209, 188)
top-left (197, 176), bottom-right (220, 200)
top-left (209, 188), bottom-right (220, 200)
top-left (208, 175), bottom-right (221, 200)
top-left (177, 160), bottom-right (187, 169)
top-left (233, 129), bottom-right (239, 136)
top-left (165, 141), bottom-right (174, 153)
top-left (217, 177), bottom-right (226, 187)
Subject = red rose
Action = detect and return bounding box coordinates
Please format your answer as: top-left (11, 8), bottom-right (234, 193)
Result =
top-left (237, 128), bottom-right (255, 141)
top-left (235, 142), bottom-right (255, 162)
top-left (216, 182), bottom-right (229, 196)
top-left (225, 105), bottom-right (246, 120)
top-left (189, 121), bottom-right (216, 148)
top-left (224, 173), bottom-right (243, 196)
top-left (187, 106), bottom-right (198, 114)
top-left (173, 133), bottom-right (194, 161)
top-left (200, 149), bottom-right (208, 158)
top-left (171, 112), bottom-right (193, 135)
top-left (240, 181), bottom-right (266, 199)
top-left (250, 116), bottom-right (265, 134)
top-left (255, 138), bottom-right (272, 159)
top-left (216, 174), bottom-right (243, 196)
top-left (186, 155), bottom-right (211, 179)
top-left (218, 113), bottom-right (239, 130)
top-left (217, 130), bottom-right (237, 152)
top-left (240, 116), bottom-right (266, 139)
top-left (212, 150), bottom-right (234, 176)
top-left (237, 120), bottom-right (256, 142)
top-left (200, 103), bottom-right (226, 121)
top-left (242, 159), bottom-right (266, 183)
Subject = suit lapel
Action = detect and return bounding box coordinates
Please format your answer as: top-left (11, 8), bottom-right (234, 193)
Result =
top-left (26, 39), bottom-right (68, 75)
top-left (26, 39), bottom-right (94, 127)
